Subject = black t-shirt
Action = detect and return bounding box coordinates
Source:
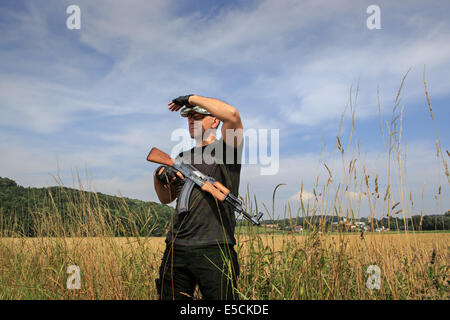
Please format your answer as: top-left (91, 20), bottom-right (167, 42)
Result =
top-left (165, 138), bottom-right (243, 247)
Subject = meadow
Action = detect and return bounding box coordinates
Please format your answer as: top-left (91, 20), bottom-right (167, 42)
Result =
top-left (0, 70), bottom-right (448, 300)
top-left (0, 231), bottom-right (448, 299)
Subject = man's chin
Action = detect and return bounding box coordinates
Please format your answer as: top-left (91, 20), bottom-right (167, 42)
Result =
top-left (190, 133), bottom-right (202, 140)
top-left (189, 130), bottom-right (203, 139)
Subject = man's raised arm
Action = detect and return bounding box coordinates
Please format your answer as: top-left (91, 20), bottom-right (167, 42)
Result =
top-left (169, 95), bottom-right (244, 148)
top-left (188, 95), bottom-right (243, 148)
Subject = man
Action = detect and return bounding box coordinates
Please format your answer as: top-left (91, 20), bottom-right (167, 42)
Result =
top-left (153, 94), bottom-right (244, 300)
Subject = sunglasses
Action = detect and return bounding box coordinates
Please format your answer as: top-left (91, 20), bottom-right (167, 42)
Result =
top-left (187, 113), bottom-right (206, 121)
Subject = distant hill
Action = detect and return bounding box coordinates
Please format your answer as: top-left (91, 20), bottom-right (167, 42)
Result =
top-left (0, 177), bottom-right (173, 237)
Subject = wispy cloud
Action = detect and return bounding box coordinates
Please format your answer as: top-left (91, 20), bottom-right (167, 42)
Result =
top-left (0, 0), bottom-right (448, 216)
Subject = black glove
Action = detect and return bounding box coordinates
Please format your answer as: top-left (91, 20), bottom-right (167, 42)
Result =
top-left (155, 165), bottom-right (182, 185)
top-left (171, 95), bottom-right (193, 107)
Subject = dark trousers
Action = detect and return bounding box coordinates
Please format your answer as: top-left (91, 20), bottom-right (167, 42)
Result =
top-left (156, 243), bottom-right (240, 300)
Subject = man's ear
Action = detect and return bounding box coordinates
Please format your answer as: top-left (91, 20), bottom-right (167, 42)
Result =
top-left (212, 117), bottom-right (220, 129)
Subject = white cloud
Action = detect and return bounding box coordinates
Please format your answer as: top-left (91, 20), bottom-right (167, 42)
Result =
top-left (238, 139), bottom-right (448, 218)
top-left (289, 191), bottom-right (315, 202)
top-left (3, 0), bottom-right (450, 133)
top-left (0, 0), bottom-right (448, 217)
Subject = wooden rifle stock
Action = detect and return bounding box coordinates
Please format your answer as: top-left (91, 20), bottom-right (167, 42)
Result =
top-left (146, 147), bottom-right (175, 167)
top-left (201, 180), bottom-right (227, 202)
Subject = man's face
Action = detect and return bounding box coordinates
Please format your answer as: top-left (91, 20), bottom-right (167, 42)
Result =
top-left (187, 112), bottom-right (218, 139)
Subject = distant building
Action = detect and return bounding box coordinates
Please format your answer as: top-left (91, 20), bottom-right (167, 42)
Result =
top-left (265, 224), bottom-right (280, 230)
top-left (331, 220), bottom-right (371, 232)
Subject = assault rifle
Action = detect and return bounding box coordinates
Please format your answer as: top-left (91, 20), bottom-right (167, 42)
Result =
top-left (147, 147), bottom-right (263, 226)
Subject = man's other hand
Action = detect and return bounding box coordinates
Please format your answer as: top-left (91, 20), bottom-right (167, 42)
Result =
top-left (169, 95), bottom-right (193, 112)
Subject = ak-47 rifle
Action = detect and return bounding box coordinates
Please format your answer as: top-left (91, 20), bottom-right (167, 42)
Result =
top-left (147, 147), bottom-right (263, 226)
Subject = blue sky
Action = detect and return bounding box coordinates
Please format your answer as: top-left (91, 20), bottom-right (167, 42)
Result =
top-left (0, 0), bottom-right (448, 219)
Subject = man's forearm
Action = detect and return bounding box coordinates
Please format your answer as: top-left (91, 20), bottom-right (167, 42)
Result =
top-left (188, 95), bottom-right (240, 123)
top-left (154, 172), bottom-right (177, 204)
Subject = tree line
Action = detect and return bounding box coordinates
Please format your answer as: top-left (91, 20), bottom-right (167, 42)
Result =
top-left (2, 177), bottom-right (447, 236)
top-left (0, 177), bottom-right (173, 237)
top-left (262, 211), bottom-right (449, 232)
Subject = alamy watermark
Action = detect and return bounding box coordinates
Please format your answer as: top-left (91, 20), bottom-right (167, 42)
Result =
top-left (170, 126), bottom-right (280, 176)
top-left (366, 5), bottom-right (381, 30)
top-left (66, 265), bottom-right (81, 289)
top-left (66, 5), bottom-right (81, 30)
top-left (65, 5), bottom-right (381, 32)
top-left (366, 264), bottom-right (381, 290)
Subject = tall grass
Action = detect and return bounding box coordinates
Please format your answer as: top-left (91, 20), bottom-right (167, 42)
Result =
top-left (233, 69), bottom-right (449, 300)
top-left (0, 72), bottom-right (448, 299)
top-left (0, 175), bottom-right (167, 299)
